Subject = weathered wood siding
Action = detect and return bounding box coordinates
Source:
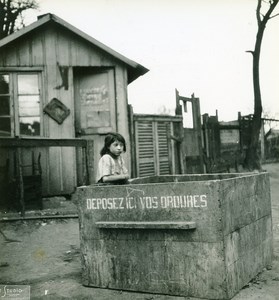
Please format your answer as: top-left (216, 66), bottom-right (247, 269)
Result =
top-left (220, 172), bottom-right (272, 298)
top-left (74, 172), bottom-right (272, 299)
top-left (0, 24), bottom-right (130, 194)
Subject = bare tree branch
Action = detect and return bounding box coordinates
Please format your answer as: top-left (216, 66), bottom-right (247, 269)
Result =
top-left (256, 0), bottom-right (262, 26)
top-left (260, 0), bottom-right (279, 26)
top-left (0, 0), bottom-right (38, 39)
top-left (269, 12), bottom-right (279, 18)
top-left (244, 0), bottom-right (279, 170)
top-left (245, 50), bottom-right (254, 55)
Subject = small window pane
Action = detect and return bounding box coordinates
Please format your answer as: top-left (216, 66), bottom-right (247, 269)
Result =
top-left (17, 74), bottom-right (41, 137)
top-left (0, 96), bottom-right (10, 115)
top-left (0, 117), bottom-right (11, 136)
top-left (19, 116), bottom-right (40, 136)
top-left (19, 95), bottom-right (40, 116)
top-left (18, 74), bottom-right (39, 94)
top-left (0, 74), bottom-right (9, 94)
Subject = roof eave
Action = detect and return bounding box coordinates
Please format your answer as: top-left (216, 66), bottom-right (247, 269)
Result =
top-left (0, 13), bottom-right (149, 81)
top-left (0, 14), bottom-right (52, 48)
top-left (128, 64), bottom-right (149, 84)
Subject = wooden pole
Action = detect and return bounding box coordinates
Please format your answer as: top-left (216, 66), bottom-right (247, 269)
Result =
top-left (16, 148), bottom-right (25, 217)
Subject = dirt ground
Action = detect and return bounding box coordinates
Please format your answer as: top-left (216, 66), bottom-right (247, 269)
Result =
top-left (0, 163), bottom-right (279, 300)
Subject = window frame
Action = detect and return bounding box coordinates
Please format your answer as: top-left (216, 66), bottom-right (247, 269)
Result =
top-left (0, 71), bottom-right (43, 138)
top-left (0, 74), bottom-right (13, 136)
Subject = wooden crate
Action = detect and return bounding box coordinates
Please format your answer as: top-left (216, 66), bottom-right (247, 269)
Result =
top-left (74, 172), bottom-right (272, 299)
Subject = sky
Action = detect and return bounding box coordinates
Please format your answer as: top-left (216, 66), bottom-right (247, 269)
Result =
top-left (24, 0), bottom-right (279, 125)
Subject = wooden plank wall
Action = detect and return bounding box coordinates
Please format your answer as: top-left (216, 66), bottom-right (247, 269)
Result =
top-left (0, 25), bottom-right (130, 194)
top-left (75, 179), bottom-right (226, 299)
top-left (74, 172), bottom-right (272, 299)
top-left (220, 172), bottom-right (272, 298)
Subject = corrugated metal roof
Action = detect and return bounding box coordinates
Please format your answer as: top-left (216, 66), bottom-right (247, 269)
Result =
top-left (0, 13), bottom-right (149, 83)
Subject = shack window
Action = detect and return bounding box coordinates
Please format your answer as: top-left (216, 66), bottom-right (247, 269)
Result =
top-left (0, 73), bottom-right (42, 137)
top-left (0, 74), bottom-right (11, 136)
top-left (18, 74), bottom-right (40, 136)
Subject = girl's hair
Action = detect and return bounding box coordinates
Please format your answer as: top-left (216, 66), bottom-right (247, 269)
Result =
top-left (100, 132), bottom-right (127, 156)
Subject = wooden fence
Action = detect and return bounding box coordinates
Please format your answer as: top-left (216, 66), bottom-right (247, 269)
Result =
top-left (0, 138), bottom-right (89, 216)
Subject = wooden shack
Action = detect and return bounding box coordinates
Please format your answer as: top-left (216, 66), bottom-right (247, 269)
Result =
top-left (0, 13), bottom-right (148, 200)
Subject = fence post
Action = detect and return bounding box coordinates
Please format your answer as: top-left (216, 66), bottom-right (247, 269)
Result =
top-left (15, 148), bottom-right (25, 217)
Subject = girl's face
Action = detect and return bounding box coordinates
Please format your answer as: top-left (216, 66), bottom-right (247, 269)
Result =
top-left (109, 140), bottom-right (124, 157)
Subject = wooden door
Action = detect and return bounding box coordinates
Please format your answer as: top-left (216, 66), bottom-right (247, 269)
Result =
top-left (74, 68), bottom-right (116, 184)
top-left (74, 68), bottom-right (116, 135)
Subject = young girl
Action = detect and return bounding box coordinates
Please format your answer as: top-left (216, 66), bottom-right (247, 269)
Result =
top-left (96, 132), bottom-right (129, 184)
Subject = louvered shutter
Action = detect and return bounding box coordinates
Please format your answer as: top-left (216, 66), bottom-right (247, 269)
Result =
top-left (134, 119), bottom-right (172, 177)
top-left (157, 122), bottom-right (170, 175)
top-left (135, 120), bottom-right (156, 177)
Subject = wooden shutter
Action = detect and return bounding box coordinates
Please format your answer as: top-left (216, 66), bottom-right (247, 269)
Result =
top-left (135, 120), bottom-right (155, 177)
top-left (134, 118), bottom-right (172, 177)
top-left (157, 122), bottom-right (170, 175)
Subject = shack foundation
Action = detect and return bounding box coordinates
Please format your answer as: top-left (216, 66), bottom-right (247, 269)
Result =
top-left (74, 173), bottom-right (272, 300)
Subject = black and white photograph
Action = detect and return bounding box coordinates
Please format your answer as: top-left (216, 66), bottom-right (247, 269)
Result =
top-left (0, 0), bottom-right (279, 299)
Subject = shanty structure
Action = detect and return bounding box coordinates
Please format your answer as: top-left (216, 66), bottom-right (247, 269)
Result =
top-left (0, 13), bottom-right (148, 204)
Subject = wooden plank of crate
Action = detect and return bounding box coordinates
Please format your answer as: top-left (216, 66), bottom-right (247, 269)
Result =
top-left (95, 221), bottom-right (196, 230)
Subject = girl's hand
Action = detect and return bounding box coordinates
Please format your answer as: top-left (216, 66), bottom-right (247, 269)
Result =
top-left (123, 174), bottom-right (130, 180)
top-left (102, 173), bottom-right (130, 183)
